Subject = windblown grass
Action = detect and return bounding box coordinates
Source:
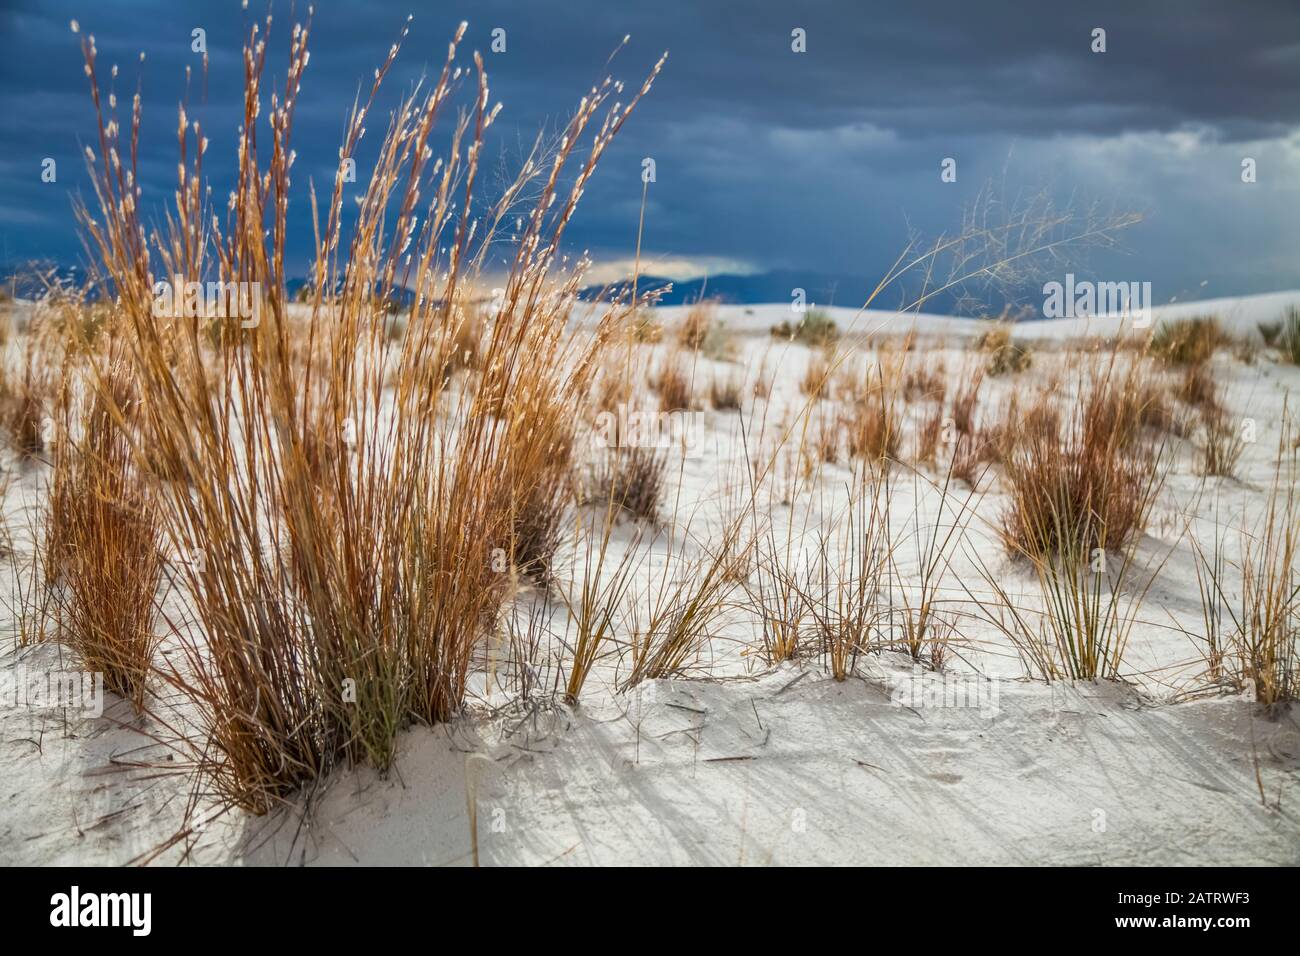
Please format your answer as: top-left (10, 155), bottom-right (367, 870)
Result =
top-left (999, 357), bottom-right (1166, 560)
top-left (974, 323), bottom-right (1031, 375)
top-left (1191, 430), bottom-right (1299, 706)
top-left (41, 361), bottom-right (163, 711)
top-left (1149, 315), bottom-right (1226, 366)
top-left (73, 13), bottom-right (663, 809)
top-left (1280, 306), bottom-right (1300, 365)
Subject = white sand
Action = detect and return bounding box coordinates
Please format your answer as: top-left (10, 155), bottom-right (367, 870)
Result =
top-left (2, 292), bottom-right (1299, 865)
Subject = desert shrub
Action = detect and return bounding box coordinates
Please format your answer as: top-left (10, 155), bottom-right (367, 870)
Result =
top-left (1148, 315), bottom-right (1226, 365)
top-left (772, 308), bottom-right (838, 347)
top-left (975, 323), bottom-right (1032, 375)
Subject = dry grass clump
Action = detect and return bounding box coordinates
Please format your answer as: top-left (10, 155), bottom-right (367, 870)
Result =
top-left (709, 368), bottom-right (743, 410)
top-left (1, 337), bottom-right (57, 456)
top-left (593, 347), bottom-right (637, 415)
top-left (676, 300), bottom-right (715, 350)
top-left (805, 467), bottom-right (893, 680)
top-left (1197, 409), bottom-right (1247, 478)
top-left (1192, 435), bottom-right (1299, 706)
top-left (914, 401), bottom-right (945, 466)
top-left (41, 363), bottom-right (162, 711)
top-left (586, 446), bottom-right (666, 525)
top-left (971, 366), bottom-right (1169, 682)
top-left (903, 359), bottom-right (946, 402)
top-left (623, 519), bottom-right (747, 687)
top-left (975, 527), bottom-right (1157, 681)
top-left (1169, 364), bottom-right (1244, 477)
top-left (974, 323), bottom-right (1031, 375)
top-left (650, 353), bottom-right (699, 411)
top-left (73, 14), bottom-right (663, 810)
top-left (1176, 362), bottom-right (1220, 413)
top-left (999, 358), bottom-right (1165, 561)
top-left (749, 552), bottom-right (806, 666)
top-left (1280, 307), bottom-right (1300, 365)
top-left (843, 383), bottom-right (901, 465)
top-left (811, 407), bottom-right (841, 464)
top-left (751, 354), bottom-right (773, 399)
top-left (628, 309), bottom-right (664, 344)
top-left (951, 367), bottom-right (983, 437)
top-left (1131, 374), bottom-right (1189, 437)
top-left (441, 305), bottom-right (485, 379)
top-left (772, 308), bottom-right (838, 347)
top-left (892, 467), bottom-right (972, 669)
top-left (506, 400), bottom-right (578, 588)
top-left (800, 350), bottom-right (834, 398)
top-left (1148, 315), bottom-right (1227, 366)
top-left (949, 433), bottom-right (985, 486)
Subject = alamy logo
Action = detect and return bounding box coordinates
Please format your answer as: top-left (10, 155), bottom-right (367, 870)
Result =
top-left (151, 275), bottom-right (261, 328)
top-left (591, 404), bottom-right (706, 457)
top-left (890, 665), bottom-right (1001, 718)
top-left (1042, 273), bottom-right (1152, 328)
top-left (0, 665), bottom-right (103, 717)
top-left (50, 886), bottom-right (151, 936)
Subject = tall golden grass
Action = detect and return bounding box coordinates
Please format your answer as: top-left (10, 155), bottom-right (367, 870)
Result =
top-left (73, 14), bottom-right (663, 809)
top-left (40, 360), bottom-right (163, 711)
top-left (1191, 424), bottom-right (1299, 707)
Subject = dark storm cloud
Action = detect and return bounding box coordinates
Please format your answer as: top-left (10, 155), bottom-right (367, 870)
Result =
top-left (1, 0), bottom-right (1298, 299)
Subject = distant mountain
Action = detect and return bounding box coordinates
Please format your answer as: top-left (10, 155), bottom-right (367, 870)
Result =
top-left (2, 262), bottom-right (1037, 319)
top-left (578, 269), bottom-right (1041, 318)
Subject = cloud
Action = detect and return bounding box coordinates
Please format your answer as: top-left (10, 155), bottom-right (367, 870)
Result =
top-left (1, 0), bottom-right (1297, 298)
top-left (580, 255), bottom-right (759, 286)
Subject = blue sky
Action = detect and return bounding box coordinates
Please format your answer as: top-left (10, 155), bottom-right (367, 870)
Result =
top-left (2, 0), bottom-right (1298, 306)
